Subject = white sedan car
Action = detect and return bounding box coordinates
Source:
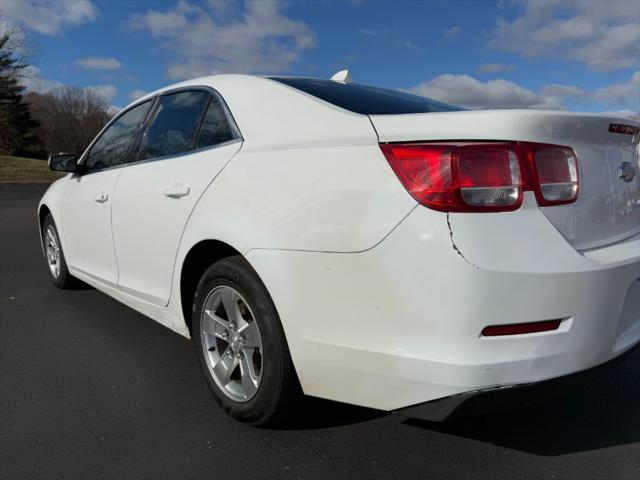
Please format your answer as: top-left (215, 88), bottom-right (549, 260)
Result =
top-left (39, 74), bottom-right (640, 425)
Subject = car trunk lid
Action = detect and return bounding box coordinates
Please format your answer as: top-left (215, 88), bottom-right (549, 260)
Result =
top-left (370, 110), bottom-right (640, 251)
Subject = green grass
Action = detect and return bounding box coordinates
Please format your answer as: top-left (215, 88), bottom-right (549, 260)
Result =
top-left (0, 155), bottom-right (65, 183)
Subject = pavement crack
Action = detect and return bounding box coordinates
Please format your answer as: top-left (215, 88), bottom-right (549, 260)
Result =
top-left (446, 213), bottom-right (479, 269)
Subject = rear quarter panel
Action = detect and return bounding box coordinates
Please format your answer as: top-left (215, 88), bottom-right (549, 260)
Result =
top-left (175, 75), bottom-right (417, 256)
top-left (169, 75), bottom-right (418, 335)
top-left (179, 144), bottom-right (417, 254)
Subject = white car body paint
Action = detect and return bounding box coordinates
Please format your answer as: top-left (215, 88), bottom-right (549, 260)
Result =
top-left (39, 74), bottom-right (640, 412)
top-left (111, 140), bottom-right (242, 306)
top-left (61, 169), bottom-right (122, 287)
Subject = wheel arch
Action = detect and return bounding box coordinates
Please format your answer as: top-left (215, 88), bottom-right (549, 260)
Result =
top-left (38, 204), bottom-right (52, 254)
top-left (179, 239), bottom-right (243, 335)
top-left (38, 204), bottom-right (51, 231)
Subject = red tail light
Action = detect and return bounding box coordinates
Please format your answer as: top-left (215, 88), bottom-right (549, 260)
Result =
top-left (526, 144), bottom-right (579, 206)
top-left (381, 141), bottom-right (579, 212)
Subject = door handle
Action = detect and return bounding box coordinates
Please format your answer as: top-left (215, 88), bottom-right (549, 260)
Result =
top-left (163, 183), bottom-right (190, 199)
top-left (95, 192), bottom-right (109, 203)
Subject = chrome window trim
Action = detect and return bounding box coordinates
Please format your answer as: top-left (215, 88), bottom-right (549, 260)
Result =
top-left (78, 85), bottom-right (243, 176)
top-left (79, 138), bottom-right (243, 175)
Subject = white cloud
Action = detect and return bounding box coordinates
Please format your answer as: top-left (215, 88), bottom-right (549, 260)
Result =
top-left (490, 0), bottom-right (640, 71)
top-left (20, 67), bottom-right (117, 104)
top-left (540, 84), bottom-right (585, 97)
top-left (0, 0), bottom-right (98, 35)
top-left (87, 84), bottom-right (117, 103)
top-left (129, 0), bottom-right (316, 79)
top-left (406, 71), bottom-right (640, 114)
top-left (76, 56), bottom-right (122, 70)
top-left (19, 65), bottom-right (63, 93)
top-left (444, 26), bottom-right (461, 38)
top-left (594, 71), bottom-right (640, 106)
top-left (407, 74), bottom-right (561, 109)
top-left (129, 89), bottom-right (147, 101)
top-left (205, 0), bottom-right (237, 17)
top-left (478, 62), bottom-right (514, 73)
top-left (108, 105), bottom-right (123, 116)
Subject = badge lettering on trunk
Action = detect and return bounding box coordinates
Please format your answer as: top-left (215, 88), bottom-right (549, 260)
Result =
top-left (618, 162), bottom-right (636, 182)
top-left (609, 123), bottom-right (640, 135)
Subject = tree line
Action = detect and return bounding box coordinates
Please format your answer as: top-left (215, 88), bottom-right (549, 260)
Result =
top-left (0, 25), bottom-right (112, 159)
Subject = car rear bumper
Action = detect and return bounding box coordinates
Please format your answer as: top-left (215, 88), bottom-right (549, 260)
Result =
top-left (246, 194), bottom-right (640, 411)
top-left (395, 342), bottom-right (639, 422)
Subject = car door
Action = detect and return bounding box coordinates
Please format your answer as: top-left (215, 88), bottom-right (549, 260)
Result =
top-left (111, 88), bottom-right (242, 306)
top-left (61, 100), bottom-right (152, 286)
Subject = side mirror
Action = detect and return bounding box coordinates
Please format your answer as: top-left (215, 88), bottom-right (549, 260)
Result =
top-left (48, 153), bottom-right (79, 173)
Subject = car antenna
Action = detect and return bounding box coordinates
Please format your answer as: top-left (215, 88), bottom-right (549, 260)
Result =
top-left (330, 69), bottom-right (352, 84)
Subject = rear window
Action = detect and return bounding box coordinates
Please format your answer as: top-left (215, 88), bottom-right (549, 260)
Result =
top-left (139, 91), bottom-right (209, 161)
top-left (196, 98), bottom-right (237, 149)
top-left (270, 77), bottom-right (463, 115)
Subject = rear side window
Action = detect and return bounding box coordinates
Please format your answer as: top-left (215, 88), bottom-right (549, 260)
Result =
top-left (196, 98), bottom-right (237, 149)
top-left (270, 77), bottom-right (462, 115)
top-left (85, 100), bottom-right (151, 171)
top-left (139, 91), bottom-right (209, 161)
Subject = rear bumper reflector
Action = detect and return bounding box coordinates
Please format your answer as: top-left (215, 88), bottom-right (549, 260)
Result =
top-left (481, 319), bottom-right (562, 337)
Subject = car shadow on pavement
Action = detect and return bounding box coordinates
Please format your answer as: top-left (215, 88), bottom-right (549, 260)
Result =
top-left (402, 346), bottom-right (640, 456)
top-left (274, 396), bottom-right (389, 430)
top-left (65, 278), bottom-right (94, 290)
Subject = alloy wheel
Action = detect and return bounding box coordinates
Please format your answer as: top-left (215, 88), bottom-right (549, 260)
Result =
top-left (200, 286), bottom-right (264, 402)
top-left (45, 226), bottom-right (61, 279)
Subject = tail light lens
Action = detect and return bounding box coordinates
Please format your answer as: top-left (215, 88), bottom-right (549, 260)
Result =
top-left (381, 141), bottom-right (579, 212)
top-left (458, 147), bottom-right (521, 208)
top-left (529, 145), bottom-right (579, 205)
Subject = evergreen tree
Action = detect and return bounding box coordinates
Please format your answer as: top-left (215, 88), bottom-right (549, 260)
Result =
top-left (0, 26), bottom-right (42, 157)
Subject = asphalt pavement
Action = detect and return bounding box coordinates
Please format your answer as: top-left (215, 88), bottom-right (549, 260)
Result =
top-left (1, 183), bottom-right (639, 479)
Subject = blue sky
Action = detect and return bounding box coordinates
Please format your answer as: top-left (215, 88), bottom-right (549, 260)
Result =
top-left (1, 0), bottom-right (639, 115)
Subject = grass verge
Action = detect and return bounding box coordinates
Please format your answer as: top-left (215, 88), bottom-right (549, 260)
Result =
top-left (0, 155), bottom-right (65, 183)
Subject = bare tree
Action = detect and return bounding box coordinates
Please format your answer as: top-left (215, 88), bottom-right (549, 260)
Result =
top-left (2, 15), bottom-right (112, 158)
top-left (26, 86), bottom-right (112, 156)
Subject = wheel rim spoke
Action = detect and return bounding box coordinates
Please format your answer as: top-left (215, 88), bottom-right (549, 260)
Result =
top-left (203, 309), bottom-right (229, 334)
top-left (202, 313), bottom-right (218, 337)
top-left (213, 350), bottom-right (238, 386)
top-left (238, 320), bottom-right (260, 349)
top-left (239, 351), bottom-right (259, 398)
top-left (220, 288), bottom-right (240, 326)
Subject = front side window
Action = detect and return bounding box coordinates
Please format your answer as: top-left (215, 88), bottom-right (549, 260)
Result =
top-left (196, 98), bottom-right (237, 149)
top-left (139, 91), bottom-right (210, 161)
top-left (85, 100), bottom-right (151, 171)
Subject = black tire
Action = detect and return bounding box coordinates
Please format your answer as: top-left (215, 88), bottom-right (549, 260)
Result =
top-left (192, 256), bottom-right (302, 426)
top-left (42, 214), bottom-right (76, 289)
